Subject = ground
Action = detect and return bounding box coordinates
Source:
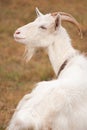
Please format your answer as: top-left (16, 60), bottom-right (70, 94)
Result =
top-left (0, 0), bottom-right (87, 129)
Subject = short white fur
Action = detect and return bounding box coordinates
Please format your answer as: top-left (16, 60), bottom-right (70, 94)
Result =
top-left (7, 8), bottom-right (87, 130)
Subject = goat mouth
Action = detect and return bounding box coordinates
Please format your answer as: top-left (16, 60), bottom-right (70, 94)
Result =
top-left (14, 37), bottom-right (25, 41)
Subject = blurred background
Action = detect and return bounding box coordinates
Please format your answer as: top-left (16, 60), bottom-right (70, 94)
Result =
top-left (0, 0), bottom-right (87, 129)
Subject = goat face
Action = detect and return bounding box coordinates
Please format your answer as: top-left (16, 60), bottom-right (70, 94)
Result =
top-left (14, 8), bottom-right (82, 61)
top-left (14, 8), bottom-right (61, 48)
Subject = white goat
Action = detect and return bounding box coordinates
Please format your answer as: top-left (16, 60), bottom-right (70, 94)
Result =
top-left (7, 8), bottom-right (87, 130)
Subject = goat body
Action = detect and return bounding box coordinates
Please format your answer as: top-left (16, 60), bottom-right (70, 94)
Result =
top-left (7, 8), bottom-right (87, 130)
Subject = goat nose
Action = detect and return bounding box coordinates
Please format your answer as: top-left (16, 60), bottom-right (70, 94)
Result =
top-left (16, 31), bottom-right (21, 34)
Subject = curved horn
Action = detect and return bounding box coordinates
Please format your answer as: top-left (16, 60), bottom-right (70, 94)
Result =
top-left (51, 12), bottom-right (83, 38)
top-left (35, 7), bottom-right (43, 17)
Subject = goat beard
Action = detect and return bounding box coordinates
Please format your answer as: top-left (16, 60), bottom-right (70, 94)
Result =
top-left (24, 46), bottom-right (36, 62)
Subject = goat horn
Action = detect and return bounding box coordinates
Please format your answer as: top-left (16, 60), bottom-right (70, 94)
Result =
top-left (51, 12), bottom-right (83, 38)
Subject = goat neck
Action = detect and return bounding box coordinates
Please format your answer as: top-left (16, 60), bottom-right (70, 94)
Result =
top-left (47, 27), bottom-right (76, 76)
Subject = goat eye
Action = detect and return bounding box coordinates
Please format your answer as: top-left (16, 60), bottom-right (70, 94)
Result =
top-left (39, 26), bottom-right (47, 30)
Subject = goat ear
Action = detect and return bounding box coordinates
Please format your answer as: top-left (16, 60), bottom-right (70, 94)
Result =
top-left (35, 7), bottom-right (43, 17)
top-left (55, 14), bottom-right (61, 30)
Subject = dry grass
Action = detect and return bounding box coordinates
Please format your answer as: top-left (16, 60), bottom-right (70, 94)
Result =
top-left (0, 0), bottom-right (87, 129)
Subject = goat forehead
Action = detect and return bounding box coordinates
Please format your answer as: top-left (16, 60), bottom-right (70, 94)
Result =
top-left (35, 14), bottom-right (54, 25)
top-left (19, 14), bottom-right (54, 30)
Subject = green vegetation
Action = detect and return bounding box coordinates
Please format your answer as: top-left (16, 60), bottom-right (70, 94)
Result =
top-left (0, 0), bottom-right (87, 129)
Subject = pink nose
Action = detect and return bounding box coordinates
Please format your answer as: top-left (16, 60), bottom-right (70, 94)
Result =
top-left (16, 31), bottom-right (20, 34)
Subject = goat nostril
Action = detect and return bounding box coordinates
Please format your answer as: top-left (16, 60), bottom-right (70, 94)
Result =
top-left (16, 31), bottom-right (20, 34)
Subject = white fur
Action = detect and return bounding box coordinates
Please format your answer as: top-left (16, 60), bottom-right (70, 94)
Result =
top-left (7, 8), bottom-right (87, 130)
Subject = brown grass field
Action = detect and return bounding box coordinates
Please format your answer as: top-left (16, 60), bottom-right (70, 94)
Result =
top-left (0, 0), bottom-right (87, 129)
